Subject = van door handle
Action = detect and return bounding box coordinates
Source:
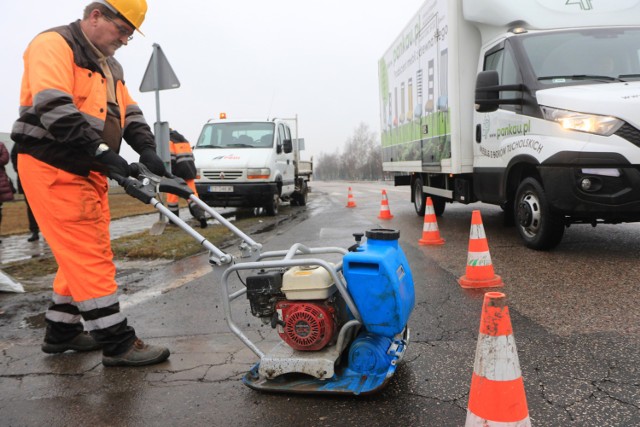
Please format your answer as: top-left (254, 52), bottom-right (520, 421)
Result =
top-left (475, 124), bottom-right (482, 143)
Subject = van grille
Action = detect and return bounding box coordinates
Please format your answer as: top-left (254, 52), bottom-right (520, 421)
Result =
top-left (201, 170), bottom-right (243, 180)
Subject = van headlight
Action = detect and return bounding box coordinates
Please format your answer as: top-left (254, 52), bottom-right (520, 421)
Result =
top-left (247, 168), bottom-right (270, 179)
top-left (541, 106), bottom-right (623, 136)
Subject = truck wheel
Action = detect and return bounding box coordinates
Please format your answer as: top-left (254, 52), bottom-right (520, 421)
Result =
top-left (515, 177), bottom-right (565, 250)
top-left (292, 181), bottom-right (308, 206)
top-left (413, 178), bottom-right (426, 216)
top-left (432, 195), bottom-right (446, 216)
top-left (264, 193), bottom-right (279, 216)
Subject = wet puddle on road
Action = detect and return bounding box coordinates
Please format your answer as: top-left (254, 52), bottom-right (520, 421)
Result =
top-left (20, 312), bottom-right (46, 329)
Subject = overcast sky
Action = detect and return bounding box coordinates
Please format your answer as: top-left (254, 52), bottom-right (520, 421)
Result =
top-left (1, 0), bottom-right (424, 162)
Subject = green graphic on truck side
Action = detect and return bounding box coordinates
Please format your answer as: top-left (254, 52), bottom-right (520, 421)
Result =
top-left (381, 109), bottom-right (451, 164)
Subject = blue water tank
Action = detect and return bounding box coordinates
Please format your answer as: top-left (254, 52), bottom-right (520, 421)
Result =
top-left (342, 229), bottom-right (415, 338)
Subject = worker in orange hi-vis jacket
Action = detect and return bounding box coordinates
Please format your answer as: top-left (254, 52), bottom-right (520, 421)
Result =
top-left (167, 129), bottom-right (208, 228)
top-left (11, 0), bottom-right (170, 367)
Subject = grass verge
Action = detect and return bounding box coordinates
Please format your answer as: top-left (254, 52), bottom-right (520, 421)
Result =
top-left (2, 195), bottom-right (266, 281)
top-left (1, 189), bottom-right (159, 236)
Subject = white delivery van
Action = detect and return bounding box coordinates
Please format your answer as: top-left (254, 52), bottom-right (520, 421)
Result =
top-left (379, 0), bottom-right (640, 249)
top-left (193, 116), bottom-right (311, 215)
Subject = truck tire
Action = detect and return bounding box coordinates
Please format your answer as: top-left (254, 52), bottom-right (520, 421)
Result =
top-left (264, 192), bottom-right (280, 216)
top-left (291, 181), bottom-right (308, 206)
top-left (515, 177), bottom-right (565, 250)
top-left (432, 196), bottom-right (446, 216)
top-left (413, 178), bottom-right (427, 216)
top-left (413, 177), bottom-right (446, 217)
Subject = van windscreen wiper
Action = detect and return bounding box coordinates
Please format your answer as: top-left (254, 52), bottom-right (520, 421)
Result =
top-left (538, 74), bottom-right (626, 82)
top-left (618, 74), bottom-right (640, 80)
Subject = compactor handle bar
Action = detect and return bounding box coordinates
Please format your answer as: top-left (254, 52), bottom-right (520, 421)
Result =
top-left (112, 163), bottom-right (262, 264)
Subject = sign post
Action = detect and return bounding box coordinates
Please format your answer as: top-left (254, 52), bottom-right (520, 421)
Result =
top-left (140, 44), bottom-right (180, 234)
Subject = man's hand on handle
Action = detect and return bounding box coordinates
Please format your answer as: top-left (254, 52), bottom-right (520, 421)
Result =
top-left (139, 149), bottom-right (167, 177)
top-left (96, 149), bottom-right (131, 185)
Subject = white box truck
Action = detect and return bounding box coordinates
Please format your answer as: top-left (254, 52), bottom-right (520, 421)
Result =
top-left (379, 0), bottom-right (640, 249)
top-left (193, 115), bottom-right (312, 215)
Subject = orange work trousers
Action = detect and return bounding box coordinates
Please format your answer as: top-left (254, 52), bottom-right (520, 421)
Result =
top-left (17, 154), bottom-right (117, 302)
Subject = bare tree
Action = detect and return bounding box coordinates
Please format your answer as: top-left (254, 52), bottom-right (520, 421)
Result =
top-left (315, 123), bottom-right (383, 181)
top-left (315, 150), bottom-right (341, 180)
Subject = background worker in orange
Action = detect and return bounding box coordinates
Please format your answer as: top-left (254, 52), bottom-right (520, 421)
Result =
top-left (11, 0), bottom-right (170, 367)
top-left (167, 129), bottom-right (208, 228)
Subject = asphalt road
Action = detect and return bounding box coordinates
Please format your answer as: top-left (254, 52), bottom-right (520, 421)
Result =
top-left (1, 180), bottom-right (639, 426)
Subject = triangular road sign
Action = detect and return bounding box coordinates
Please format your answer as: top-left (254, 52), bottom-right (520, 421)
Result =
top-left (140, 44), bottom-right (181, 92)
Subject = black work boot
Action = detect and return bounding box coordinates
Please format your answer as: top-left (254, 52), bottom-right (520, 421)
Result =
top-left (42, 331), bottom-right (102, 354)
top-left (189, 203), bottom-right (208, 228)
top-left (167, 208), bottom-right (180, 225)
top-left (27, 231), bottom-right (39, 242)
top-left (102, 339), bottom-right (170, 367)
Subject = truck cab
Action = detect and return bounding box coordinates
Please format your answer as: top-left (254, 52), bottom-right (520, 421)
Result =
top-left (473, 25), bottom-right (640, 249)
top-left (193, 116), bottom-right (309, 215)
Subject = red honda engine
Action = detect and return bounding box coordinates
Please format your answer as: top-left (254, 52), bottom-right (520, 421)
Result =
top-left (275, 301), bottom-right (336, 351)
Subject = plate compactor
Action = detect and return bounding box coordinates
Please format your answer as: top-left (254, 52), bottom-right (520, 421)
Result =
top-left (118, 165), bottom-right (416, 395)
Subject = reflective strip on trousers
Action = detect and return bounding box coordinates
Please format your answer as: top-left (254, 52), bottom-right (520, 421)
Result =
top-left (83, 312), bottom-right (126, 331)
top-left (45, 291), bottom-right (81, 324)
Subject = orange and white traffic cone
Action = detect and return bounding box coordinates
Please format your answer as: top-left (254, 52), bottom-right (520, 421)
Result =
top-left (465, 292), bottom-right (531, 426)
top-left (458, 210), bottom-right (503, 289)
top-left (418, 197), bottom-right (444, 245)
top-left (346, 187), bottom-right (357, 208)
top-left (377, 189), bottom-right (394, 220)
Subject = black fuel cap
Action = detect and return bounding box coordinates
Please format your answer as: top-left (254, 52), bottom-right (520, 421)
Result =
top-left (365, 228), bottom-right (400, 241)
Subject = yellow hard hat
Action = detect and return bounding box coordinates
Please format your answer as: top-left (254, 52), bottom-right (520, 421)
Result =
top-left (101, 0), bottom-right (147, 32)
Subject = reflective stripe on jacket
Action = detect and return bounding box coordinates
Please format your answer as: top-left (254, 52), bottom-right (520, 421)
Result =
top-left (11, 20), bottom-right (155, 177)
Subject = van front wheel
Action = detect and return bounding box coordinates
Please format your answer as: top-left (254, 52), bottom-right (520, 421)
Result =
top-left (264, 192), bottom-right (279, 216)
top-left (514, 177), bottom-right (564, 250)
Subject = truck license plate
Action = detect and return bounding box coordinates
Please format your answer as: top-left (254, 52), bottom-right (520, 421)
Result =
top-left (209, 185), bottom-right (233, 193)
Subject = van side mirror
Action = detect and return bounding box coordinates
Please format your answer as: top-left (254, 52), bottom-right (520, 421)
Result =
top-left (283, 139), bottom-right (293, 154)
top-left (475, 70), bottom-right (525, 113)
top-left (475, 71), bottom-right (500, 113)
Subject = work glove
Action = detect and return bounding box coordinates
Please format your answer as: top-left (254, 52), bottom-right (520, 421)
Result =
top-left (97, 149), bottom-right (130, 183)
top-left (139, 149), bottom-right (167, 177)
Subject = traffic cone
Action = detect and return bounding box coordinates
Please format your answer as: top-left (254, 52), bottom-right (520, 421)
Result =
top-left (418, 197), bottom-right (445, 245)
top-left (377, 190), bottom-right (394, 220)
top-left (346, 187), bottom-right (357, 208)
top-left (465, 292), bottom-right (530, 426)
top-left (458, 210), bottom-right (503, 289)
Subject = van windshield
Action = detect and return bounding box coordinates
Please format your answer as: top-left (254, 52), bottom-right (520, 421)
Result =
top-left (196, 122), bottom-right (275, 148)
top-left (520, 27), bottom-right (640, 85)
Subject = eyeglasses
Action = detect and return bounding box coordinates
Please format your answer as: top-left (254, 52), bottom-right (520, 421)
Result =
top-left (102, 13), bottom-right (134, 41)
